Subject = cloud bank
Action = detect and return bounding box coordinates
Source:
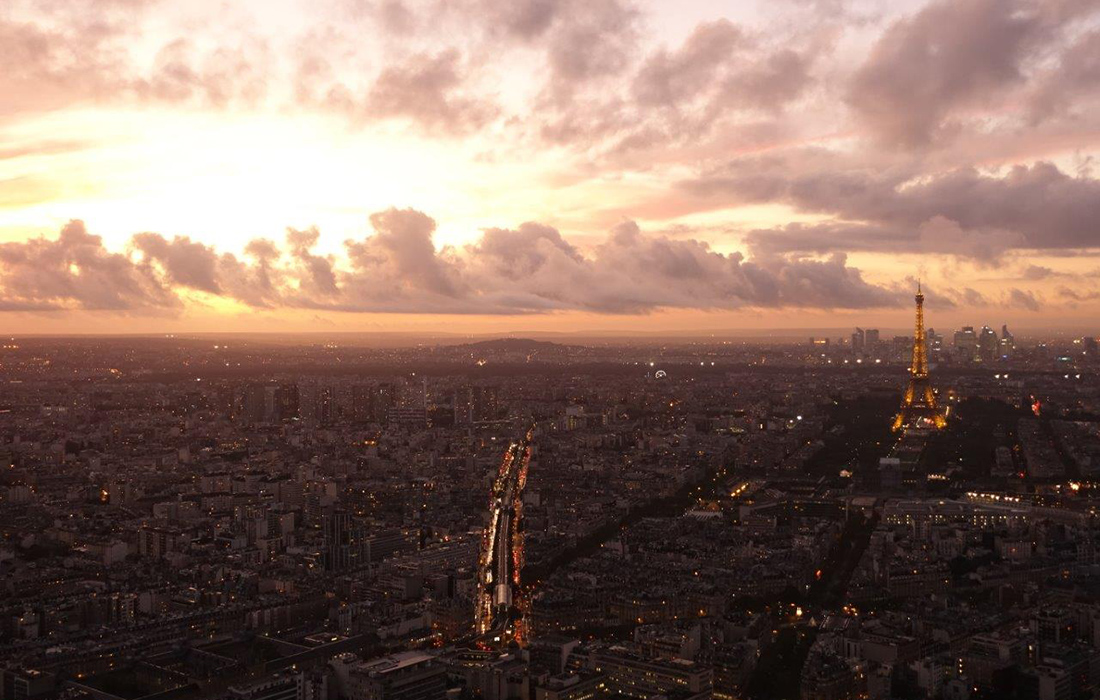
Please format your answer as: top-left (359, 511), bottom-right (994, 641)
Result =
top-left (0, 212), bottom-right (914, 316)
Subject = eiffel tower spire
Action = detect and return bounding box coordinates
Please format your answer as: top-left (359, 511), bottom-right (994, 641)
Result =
top-left (893, 283), bottom-right (946, 431)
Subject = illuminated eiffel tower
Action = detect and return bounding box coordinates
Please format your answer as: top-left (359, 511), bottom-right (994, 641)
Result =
top-left (892, 282), bottom-right (946, 431)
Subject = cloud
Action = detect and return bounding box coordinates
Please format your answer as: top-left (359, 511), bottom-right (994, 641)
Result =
top-left (914, 217), bottom-right (1026, 263)
top-left (1028, 28), bottom-right (1100, 121)
top-left (718, 48), bottom-right (814, 113)
top-left (846, 0), bottom-right (1099, 147)
top-left (954, 287), bottom-right (989, 307)
top-left (632, 20), bottom-right (749, 107)
top-left (535, 15), bottom-right (815, 158)
top-left (1006, 287), bottom-right (1042, 311)
top-left (0, 4), bottom-right (272, 120)
top-left (694, 156), bottom-right (1100, 260)
top-left (375, 0), bottom-right (419, 34)
top-left (1022, 264), bottom-right (1056, 280)
top-left (468, 222), bottom-right (584, 278)
top-left (633, 19), bottom-right (813, 117)
top-left (1057, 286), bottom-right (1100, 302)
top-left (286, 227), bottom-right (339, 298)
top-left (361, 50), bottom-right (497, 134)
top-left (4, 0), bottom-right (1098, 161)
top-left (0, 210), bottom-right (913, 315)
top-left (134, 37), bottom-right (271, 108)
top-left (0, 220), bottom-right (177, 311)
top-left (217, 240), bottom-right (285, 309)
top-left (475, 0), bottom-right (564, 40)
top-left (131, 232), bottom-right (222, 294)
top-left (0, 14), bottom-right (128, 117)
top-left (462, 219), bottom-right (904, 313)
top-left (333, 208), bottom-right (473, 312)
top-left (542, 0), bottom-right (640, 99)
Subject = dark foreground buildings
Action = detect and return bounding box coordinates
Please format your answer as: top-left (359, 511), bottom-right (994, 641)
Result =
top-left (1, 332), bottom-right (1099, 700)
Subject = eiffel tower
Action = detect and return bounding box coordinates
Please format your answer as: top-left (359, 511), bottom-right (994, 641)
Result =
top-left (892, 282), bottom-right (946, 431)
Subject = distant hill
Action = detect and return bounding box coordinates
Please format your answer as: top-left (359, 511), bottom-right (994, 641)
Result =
top-left (458, 337), bottom-right (571, 352)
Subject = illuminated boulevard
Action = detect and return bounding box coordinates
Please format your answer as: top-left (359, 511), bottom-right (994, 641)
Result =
top-left (474, 426), bottom-right (533, 648)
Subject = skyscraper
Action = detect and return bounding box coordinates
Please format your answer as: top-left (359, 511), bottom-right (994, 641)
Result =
top-left (978, 326), bottom-right (998, 363)
top-left (926, 328), bottom-right (943, 360)
top-left (954, 326), bottom-right (978, 362)
top-left (865, 328), bottom-right (880, 352)
top-left (999, 324), bottom-right (1015, 359)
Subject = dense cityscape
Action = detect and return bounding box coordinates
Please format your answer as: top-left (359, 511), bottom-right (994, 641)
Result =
top-left (1, 290), bottom-right (1099, 700)
top-left (5, 0), bottom-right (1100, 697)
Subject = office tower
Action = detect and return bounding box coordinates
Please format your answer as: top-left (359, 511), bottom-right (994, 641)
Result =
top-left (351, 382), bottom-right (399, 424)
top-left (242, 383), bottom-right (294, 423)
top-left (299, 380), bottom-right (335, 425)
top-left (926, 328), bottom-right (943, 360)
top-left (954, 326), bottom-right (978, 361)
top-left (865, 329), bottom-right (880, 352)
top-left (277, 383), bottom-right (299, 420)
top-left (999, 324), bottom-right (1015, 358)
top-left (242, 383), bottom-right (270, 424)
top-left (978, 326), bottom-right (998, 363)
top-left (851, 328), bottom-right (864, 353)
top-left (454, 385), bottom-right (501, 425)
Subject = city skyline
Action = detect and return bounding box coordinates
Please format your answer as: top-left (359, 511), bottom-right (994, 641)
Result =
top-left (3, 0), bottom-right (1100, 333)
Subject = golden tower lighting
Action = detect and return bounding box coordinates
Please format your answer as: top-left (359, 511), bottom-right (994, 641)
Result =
top-left (892, 282), bottom-right (947, 431)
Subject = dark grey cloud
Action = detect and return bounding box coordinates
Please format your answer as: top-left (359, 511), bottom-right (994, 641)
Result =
top-left (690, 156), bottom-right (1100, 260)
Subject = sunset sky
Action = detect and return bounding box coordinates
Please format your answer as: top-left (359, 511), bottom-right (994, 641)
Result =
top-left (2, 0), bottom-right (1099, 335)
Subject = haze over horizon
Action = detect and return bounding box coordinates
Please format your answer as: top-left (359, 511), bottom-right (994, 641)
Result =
top-left (3, 0), bottom-right (1100, 334)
